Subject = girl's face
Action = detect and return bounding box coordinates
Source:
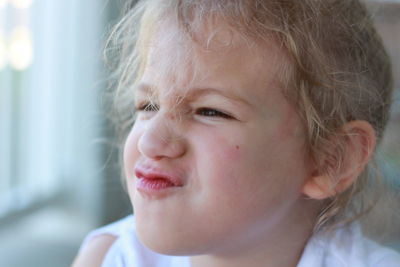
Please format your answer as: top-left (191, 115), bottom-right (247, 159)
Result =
top-left (124, 21), bottom-right (314, 256)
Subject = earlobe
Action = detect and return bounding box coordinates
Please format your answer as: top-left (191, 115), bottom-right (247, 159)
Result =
top-left (302, 174), bottom-right (339, 200)
top-left (302, 120), bottom-right (376, 200)
top-left (302, 172), bottom-right (359, 200)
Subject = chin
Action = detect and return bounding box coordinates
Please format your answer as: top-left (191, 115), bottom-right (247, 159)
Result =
top-left (136, 222), bottom-right (212, 256)
top-left (137, 229), bottom-right (191, 255)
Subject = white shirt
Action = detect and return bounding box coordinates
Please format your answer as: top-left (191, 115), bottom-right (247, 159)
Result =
top-left (80, 215), bottom-right (400, 267)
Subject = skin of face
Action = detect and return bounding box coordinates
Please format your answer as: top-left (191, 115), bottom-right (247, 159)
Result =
top-left (123, 19), bottom-right (318, 265)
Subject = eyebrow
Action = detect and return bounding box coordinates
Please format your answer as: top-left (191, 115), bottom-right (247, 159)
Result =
top-left (135, 83), bottom-right (251, 107)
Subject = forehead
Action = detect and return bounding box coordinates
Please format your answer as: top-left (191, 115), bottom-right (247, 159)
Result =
top-left (137, 16), bottom-right (288, 101)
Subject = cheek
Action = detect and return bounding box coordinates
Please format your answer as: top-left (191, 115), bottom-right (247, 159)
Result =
top-left (271, 105), bottom-right (307, 143)
top-left (194, 130), bottom-right (247, 192)
top-left (202, 133), bottom-right (243, 167)
top-left (196, 126), bottom-right (305, 200)
top-left (193, 132), bottom-right (295, 230)
top-left (123, 125), bottom-right (141, 179)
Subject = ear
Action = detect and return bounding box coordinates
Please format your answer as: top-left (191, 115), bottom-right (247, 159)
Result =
top-left (302, 120), bottom-right (376, 200)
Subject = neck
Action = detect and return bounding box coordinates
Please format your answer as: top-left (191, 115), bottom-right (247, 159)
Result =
top-left (190, 200), bottom-right (320, 267)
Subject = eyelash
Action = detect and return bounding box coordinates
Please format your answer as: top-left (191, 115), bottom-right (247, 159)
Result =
top-left (136, 103), bottom-right (233, 119)
top-left (136, 103), bottom-right (159, 112)
top-left (195, 108), bottom-right (233, 119)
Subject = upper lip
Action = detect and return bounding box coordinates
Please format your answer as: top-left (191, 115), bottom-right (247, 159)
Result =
top-left (134, 164), bottom-right (184, 186)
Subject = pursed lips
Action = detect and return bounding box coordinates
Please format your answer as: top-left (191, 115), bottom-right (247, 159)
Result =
top-left (134, 165), bottom-right (184, 196)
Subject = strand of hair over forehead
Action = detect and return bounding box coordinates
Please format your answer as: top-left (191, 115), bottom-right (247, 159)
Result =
top-left (109, 0), bottom-right (315, 92)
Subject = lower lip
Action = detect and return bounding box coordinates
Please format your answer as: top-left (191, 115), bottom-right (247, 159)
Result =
top-left (136, 178), bottom-right (181, 197)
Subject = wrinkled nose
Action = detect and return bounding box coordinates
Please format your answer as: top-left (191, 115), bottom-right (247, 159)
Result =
top-left (137, 114), bottom-right (186, 160)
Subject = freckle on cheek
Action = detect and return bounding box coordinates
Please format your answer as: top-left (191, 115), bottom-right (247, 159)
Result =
top-left (210, 135), bottom-right (241, 161)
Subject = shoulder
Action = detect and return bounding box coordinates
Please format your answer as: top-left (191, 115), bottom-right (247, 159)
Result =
top-left (71, 215), bottom-right (191, 267)
top-left (364, 239), bottom-right (400, 267)
top-left (328, 224), bottom-right (400, 267)
top-left (72, 234), bottom-right (117, 267)
top-left (72, 215), bottom-right (134, 267)
top-left (298, 224), bottom-right (400, 267)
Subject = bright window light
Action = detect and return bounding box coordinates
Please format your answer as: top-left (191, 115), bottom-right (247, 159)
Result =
top-left (8, 26), bottom-right (33, 70)
top-left (10, 0), bottom-right (32, 9)
top-left (0, 0), bottom-right (7, 8)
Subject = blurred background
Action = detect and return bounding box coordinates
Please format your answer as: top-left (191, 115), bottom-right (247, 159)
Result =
top-left (0, 0), bottom-right (132, 266)
top-left (0, 0), bottom-right (399, 266)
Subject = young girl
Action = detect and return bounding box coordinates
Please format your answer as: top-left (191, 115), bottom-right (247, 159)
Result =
top-left (73, 0), bottom-right (400, 266)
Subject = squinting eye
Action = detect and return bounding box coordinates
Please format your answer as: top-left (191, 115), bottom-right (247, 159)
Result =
top-left (196, 108), bottom-right (233, 119)
top-left (137, 102), bottom-right (159, 112)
